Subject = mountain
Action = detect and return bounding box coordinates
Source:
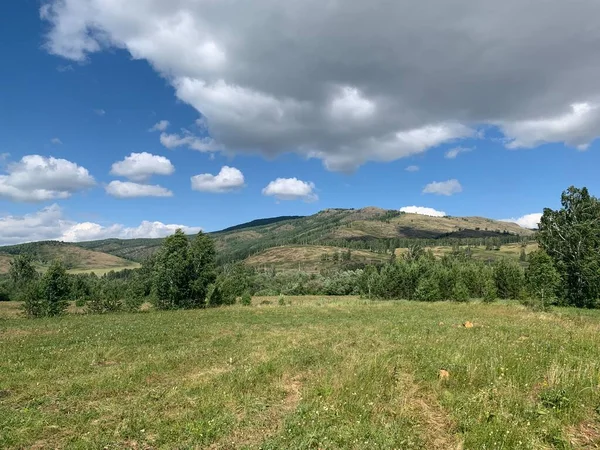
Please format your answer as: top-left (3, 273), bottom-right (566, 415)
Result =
top-left (0, 208), bottom-right (535, 272)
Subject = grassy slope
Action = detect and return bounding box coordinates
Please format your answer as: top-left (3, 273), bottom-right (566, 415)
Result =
top-left (245, 245), bottom-right (389, 271)
top-left (0, 242), bottom-right (139, 274)
top-left (394, 242), bottom-right (540, 263)
top-left (1, 299), bottom-right (599, 449)
top-left (73, 209), bottom-right (534, 263)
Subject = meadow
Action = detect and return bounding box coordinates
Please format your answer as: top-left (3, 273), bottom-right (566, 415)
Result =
top-left (1, 298), bottom-right (599, 449)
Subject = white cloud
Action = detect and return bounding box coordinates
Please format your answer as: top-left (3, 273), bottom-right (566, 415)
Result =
top-left (94, 109), bottom-right (106, 116)
top-left (0, 155), bottom-right (95, 202)
top-left (42, 0), bottom-right (600, 169)
top-left (262, 178), bottom-right (318, 202)
top-left (445, 146), bottom-right (473, 159)
top-left (400, 206), bottom-right (446, 217)
top-left (500, 213), bottom-right (542, 229)
top-left (51, 137), bottom-right (63, 145)
top-left (150, 120), bottom-right (170, 132)
top-left (110, 152), bottom-right (174, 182)
top-left (105, 181), bottom-right (173, 198)
top-left (160, 131), bottom-right (219, 152)
top-left (422, 179), bottom-right (463, 196)
top-left (191, 166), bottom-right (245, 193)
top-left (0, 204), bottom-right (201, 245)
top-left (405, 165), bottom-right (419, 172)
top-left (501, 103), bottom-right (600, 150)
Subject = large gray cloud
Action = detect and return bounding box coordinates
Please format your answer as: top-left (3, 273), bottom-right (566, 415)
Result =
top-left (41, 0), bottom-right (600, 170)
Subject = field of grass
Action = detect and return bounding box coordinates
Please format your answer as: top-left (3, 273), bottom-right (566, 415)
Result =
top-left (1, 298), bottom-right (599, 449)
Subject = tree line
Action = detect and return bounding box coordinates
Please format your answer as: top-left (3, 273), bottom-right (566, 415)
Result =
top-left (1, 186), bottom-right (599, 316)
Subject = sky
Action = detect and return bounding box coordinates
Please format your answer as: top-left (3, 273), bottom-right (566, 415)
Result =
top-left (2, 0), bottom-right (600, 245)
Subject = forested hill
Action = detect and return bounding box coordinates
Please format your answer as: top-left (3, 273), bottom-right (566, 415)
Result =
top-left (0, 208), bottom-right (534, 268)
top-left (70, 207), bottom-right (534, 264)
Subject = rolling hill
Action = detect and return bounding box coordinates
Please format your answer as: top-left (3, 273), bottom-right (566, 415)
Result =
top-left (0, 241), bottom-right (139, 274)
top-left (0, 208), bottom-right (535, 272)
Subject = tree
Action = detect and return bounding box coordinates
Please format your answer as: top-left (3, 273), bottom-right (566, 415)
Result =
top-left (152, 230), bottom-right (194, 309)
top-left (189, 231), bottom-right (217, 305)
top-left (537, 186), bottom-right (600, 308)
top-left (40, 261), bottom-right (70, 316)
top-left (525, 250), bottom-right (560, 309)
top-left (9, 254), bottom-right (38, 296)
top-left (493, 259), bottom-right (524, 299)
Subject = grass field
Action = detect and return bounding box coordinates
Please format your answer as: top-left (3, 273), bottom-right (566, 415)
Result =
top-left (1, 298), bottom-right (599, 449)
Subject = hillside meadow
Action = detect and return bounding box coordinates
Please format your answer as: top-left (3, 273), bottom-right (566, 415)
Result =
top-left (1, 298), bottom-right (600, 449)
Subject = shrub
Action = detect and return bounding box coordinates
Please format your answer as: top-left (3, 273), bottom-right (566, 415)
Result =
top-left (482, 278), bottom-right (497, 303)
top-left (22, 282), bottom-right (46, 318)
top-left (414, 276), bottom-right (441, 302)
top-left (241, 292), bottom-right (252, 306)
top-left (451, 280), bottom-right (470, 302)
top-left (278, 294), bottom-right (287, 306)
top-left (206, 283), bottom-right (223, 307)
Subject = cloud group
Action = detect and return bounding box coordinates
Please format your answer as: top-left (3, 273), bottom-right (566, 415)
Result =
top-left (0, 204), bottom-right (201, 245)
top-left (41, 0), bottom-right (600, 170)
top-left (105, 181), bottom-right (173, 199)
top-left (0, 155), bottom-right (95, 202)
top-left (110, 152), bottom-right (175, 182)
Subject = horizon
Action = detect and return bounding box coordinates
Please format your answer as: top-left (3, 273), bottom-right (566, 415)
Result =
top-left (2, 1), bottom-right (600, 245)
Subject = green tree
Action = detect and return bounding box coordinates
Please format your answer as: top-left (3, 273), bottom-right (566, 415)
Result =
top-left (537, 186), bottom-right (600, 308)
top-left (9, 254), bottom-right (38, 295)
top-left (525, 250), bottom-right (560, 309)
top-left (40, 261), bottom-right (70, 316)
top-left (414, 275), bottom-right (441, 302)
top-left (451, 280), bottom-right (470, 302)
top-left (482, 277), bottom-right (497, 303)
top-left (493, 259), bottom-right (524, 299)
top-left (190, 231), bottom-right (217, 305)
top-left (152, 230), bottom-right (194, 309)
top-left (241, 292), bottom-right (252, 306)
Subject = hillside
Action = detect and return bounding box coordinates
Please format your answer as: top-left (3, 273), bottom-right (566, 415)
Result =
top-left (245, 245), bottom-right (389, 272)
top-left (1, 208), bottom-right (535, 267)
top-left (0, 241), bottom-right (139, 274)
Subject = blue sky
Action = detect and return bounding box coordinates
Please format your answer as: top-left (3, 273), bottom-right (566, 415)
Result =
top-left (1, 0), bottom-right (600, 244)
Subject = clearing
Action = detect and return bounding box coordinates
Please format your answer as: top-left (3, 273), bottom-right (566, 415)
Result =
top-left (1, 298), bottom-right (599, 449)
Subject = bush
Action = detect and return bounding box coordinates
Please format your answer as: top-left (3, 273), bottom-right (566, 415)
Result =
top-left (482, 278), bottom-right (497, 303)
top-left (22, 283), bottom-right (46, 318)
top-left (278, 294), bottom-right (287, 306)
top-left (206, 283), bottom-right (223, 307)
top-left (414, 276), bottom-right (441, 302)
top-left (451, 280), bottom-right (470, 302)
top-left (241, 292), bottom-right (252, 306)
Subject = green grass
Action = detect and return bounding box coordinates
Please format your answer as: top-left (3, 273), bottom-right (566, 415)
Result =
top-left (1, 298), bottom-right (599, 448)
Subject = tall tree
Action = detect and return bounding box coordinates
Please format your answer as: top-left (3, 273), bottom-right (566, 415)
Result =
top-left (40, 261), bottom-right (70, 316)
top-left (152, 230), bottom-right (194, 309)
top-left (9, 254), bottom-right (38, 291)
top-left (190, 231), bottom-right (217, 306)
top-left (537, 186), bottom-right (600, 308)
top-left (525, 250), bottom-right (560, 309)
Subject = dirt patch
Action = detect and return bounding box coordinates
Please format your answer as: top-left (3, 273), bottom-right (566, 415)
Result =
top-left (566, 421), bottom-right (600, 449)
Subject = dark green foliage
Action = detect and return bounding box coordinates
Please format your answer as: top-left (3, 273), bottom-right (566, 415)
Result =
top-left (525, 250), bottom-right (560, 309)
top-left (278, 295), bottom-right (286, 306)
top-left (0, 280), bottom-right (11, 301)
top-left (152, 230), bottom-right (195, 309)
top-left (451, 280), bottom-right (470, 302)
top-left (482, 277), bottom-right (497, 303)
top-left (493, 259), bottom-right (524, 300)
top-left (22, 283), bottom-right (45, 318)
top-left (39, 261), bottom-right (70, 316)
top-left (206, 283), bottom-right (223, 307)
top-left (537, 186), bottom-right (600, 308)
top-left (414, 276), bottom-right (442, 302)
top-left (190, 231), bottom-right (217, 303)
top-left (241, 292), bottom-right (252, 306)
